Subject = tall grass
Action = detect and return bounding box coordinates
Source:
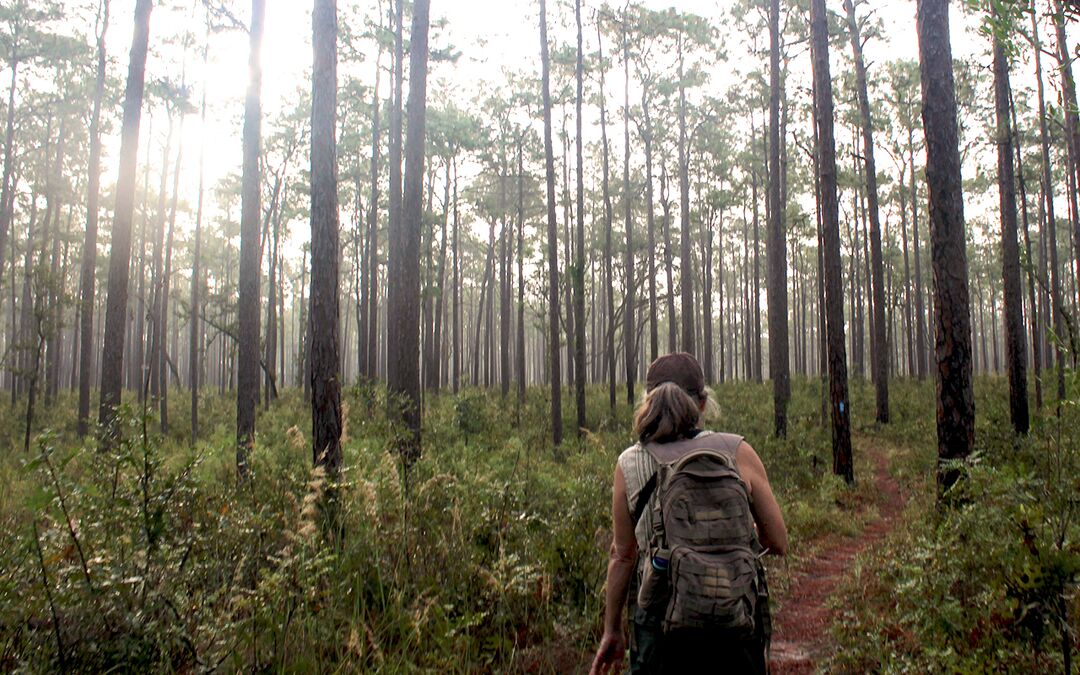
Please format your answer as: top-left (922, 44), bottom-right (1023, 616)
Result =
top-left (0, 377), bottom-right (946, 672)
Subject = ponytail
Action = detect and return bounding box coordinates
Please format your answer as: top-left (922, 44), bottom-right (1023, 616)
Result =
top-left (633, 381), bottom-right (706, 444)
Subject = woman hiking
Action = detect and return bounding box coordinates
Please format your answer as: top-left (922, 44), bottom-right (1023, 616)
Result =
top-left (590, 352), bottom-right (788, 674)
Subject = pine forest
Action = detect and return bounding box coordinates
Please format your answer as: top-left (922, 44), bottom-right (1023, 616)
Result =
top-left (0, 0), bottom-right (1078, 671)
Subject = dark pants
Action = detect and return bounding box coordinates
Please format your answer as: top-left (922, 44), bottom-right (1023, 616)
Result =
top-left (629, 608), bottom-right (768, 675)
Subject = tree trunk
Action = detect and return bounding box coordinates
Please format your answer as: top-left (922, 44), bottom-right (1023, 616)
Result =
top-left (540, 0), bottom-right (563, 446)
top-left (573, 0), bottom-right (586, 432)
top-left (361, 36), bottom-right (382, 381)
top-left (1052, 2), bottom-right (1080, 322)
top-left (811, 0), bottom-right (853, 483)
top-left (516, 136), bottom-right (526, 405)
top-left (310, 0), bottom-right (343, 478)
top-left (432, 164), bottom-right (450, 391)
top-left (910, 131), bottom-right (928, 380)
top-left (643, 93), bottom-right (658, 365)
top-left (472, 223), bottom-right (495, 386)
top-left (133, 120), bottom-right (150, 398)
top-left (44, 126), bottom-right (67, 408)
top-left (559, 126), bottom-right (573, 391)
top-left (899, 164), bottom-right (915, 377)
top-left (0, 29), bottom-right (20, 294)
top-left (190, 10), bottom-right (208, 444)
top-left (98, 0), bottom-right (153, 446)
top-left (148, 118), bottom-right (174, 406)
top-left (992, 31), bottom-right (1029, 434)
top-left (677, 34), bottom-right (695, 355)
top-left (500, 161), bottom-right (512, 398)
top-left (844, 0), bottom-right (888, 422)
top-left (452, 157), bottom-right (461, 393)
top-left (268, 181), bottom-right (285, 402)
top-left (622, 19), bottom-right (635, 404)
top-left (702, 204), bottom-right (715, 383)
top-left (387, 0), bottom-right (430, 466)
top-left (753, 166), bottom-right (763, 383)
top-left (236, 0), bottom-right (265, 479)
top-left (160, 110), bottom-right (185, 433)
top-left (1011, 85), bottom-right (1041, 409)
top-left (18, 188), bottom-right (39, 401)
top-left (917, 0), bottom-right (976, 492)
top-left (661, 163), bottom-right (677, 354)
top-left (77, 0), bottom-right (110, 437)
top-left (1031, 0), bottom-right (1065, 405)
top-left (768, 0), bottom-right (790, 437)
top-left (598, 20), bottom-right (616, 413)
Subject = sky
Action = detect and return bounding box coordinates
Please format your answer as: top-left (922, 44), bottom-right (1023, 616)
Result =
top-left (77, 0), bottom-right (1069, 281)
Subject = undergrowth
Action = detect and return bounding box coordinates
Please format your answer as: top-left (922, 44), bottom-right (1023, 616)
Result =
top-left (0, 378), bottom-right (851, 672)
top-left (4, 376), bottom-right (1071, 672)
top-left (829, 376), bottom-right (1080, 673)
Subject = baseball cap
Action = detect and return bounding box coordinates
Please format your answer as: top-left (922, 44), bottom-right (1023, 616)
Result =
top-left (645, 352), bottom-right (705, 398)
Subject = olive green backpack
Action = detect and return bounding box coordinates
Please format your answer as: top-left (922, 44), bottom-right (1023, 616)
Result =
top-left (633, 433), bottom-right (770, 640)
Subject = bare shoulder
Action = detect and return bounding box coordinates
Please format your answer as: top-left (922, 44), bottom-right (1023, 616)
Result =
top-left (735, 440), bottom-right (767, 477)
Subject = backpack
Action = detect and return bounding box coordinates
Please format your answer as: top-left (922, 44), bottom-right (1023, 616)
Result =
top-left (632, 432), bottom-right (769, 639)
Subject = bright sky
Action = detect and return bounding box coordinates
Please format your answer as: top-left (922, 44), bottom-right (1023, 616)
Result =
top-left (84, 0), bottom-right (1066, 282)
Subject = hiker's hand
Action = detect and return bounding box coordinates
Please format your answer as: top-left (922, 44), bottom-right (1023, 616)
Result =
top-left (589, 630), bottom-right (625, 675)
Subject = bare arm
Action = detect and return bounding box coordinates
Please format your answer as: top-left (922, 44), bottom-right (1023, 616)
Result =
top-left (590, 464), bottom-right (638, 675)
top-left (737, 441), bottom-right (789, 556)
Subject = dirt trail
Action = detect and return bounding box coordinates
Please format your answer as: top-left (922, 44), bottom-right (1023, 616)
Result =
top-left (768, 442), bottom-right (907, 674)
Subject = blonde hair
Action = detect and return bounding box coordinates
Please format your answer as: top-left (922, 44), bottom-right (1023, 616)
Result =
top-left (633, 382), bottom-right (717, 444)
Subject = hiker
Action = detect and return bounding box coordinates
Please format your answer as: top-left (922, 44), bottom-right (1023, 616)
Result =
top-left (589, 352), bottom-right (788, 675)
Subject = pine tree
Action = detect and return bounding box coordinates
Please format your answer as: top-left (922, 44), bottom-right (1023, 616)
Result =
top-left (991, 13), bottom-right (1028, 434)
top-left (811, 0), bottom-right (853, 483)
top-left (917, 0), bottom-right (975, 492)
top-left (236, 0), bottom-right (266, 479)
top-left (310, 0), bottom-right (342, 473)
top-left (539, 0), bottom-right (562, 445)
top-left (98, 0), bottom-right (154, 446)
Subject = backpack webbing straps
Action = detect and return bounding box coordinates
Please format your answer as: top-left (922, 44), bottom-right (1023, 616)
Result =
top-left (631, 472), bottom-right (657, 527)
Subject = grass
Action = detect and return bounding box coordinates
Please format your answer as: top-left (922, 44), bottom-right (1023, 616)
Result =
top-left (0, 374), bottom-right (1074, 672)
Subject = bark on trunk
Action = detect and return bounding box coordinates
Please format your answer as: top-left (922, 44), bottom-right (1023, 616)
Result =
top-left (768, 0), bottom-right (790, 436)
top-left (677, 34), bottom-right (695, 355)
top-left (236, 0), bottom-right (265, 479)
top-left (910, 132), bottom-right (928, 380)
top-left (622, 20), bottom-right (636, 403)
top-left (844, 0), bottom-right (888, 423)
top-left (160, 111), bottom-right (185, 432)
top-left (573, 0), bottom-right (586, 432)
top-left (387, 0), bottom-right (430, 466)
top-left (661, 164), bottom-right (677, 354)
top-left (598, 21), bottom-right (616, 413)
top-left (917, 0), bottom-right (976, 492)
top-left (98, 0), bottom-right (153, 446)
top-left (811, 0), bottom-right (853, 483)
top-left (1032, 0), bottom-right (1066, 406)
top-left (361, 37), bottom-right (382, 381)
top-left (190, 15), bottom-right (208, 443)
top-left (77, 0), bottom-right (110, 437)
top-left (992, 32), bottom-right (1029, 434)
top-left (540, 0), bottom-right (563, 445)
top-left (516, 137), bottom-right (526, 405)
top-left (1011, 83), bottom-right (1041, 409)
top-left (310, 0), bottom-right (343, 475)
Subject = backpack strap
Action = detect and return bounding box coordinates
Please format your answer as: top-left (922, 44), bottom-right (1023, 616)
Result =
top-left (630, 432), bottom-right (744, 529)
top-left (631, 472), bottom-right (658, 527)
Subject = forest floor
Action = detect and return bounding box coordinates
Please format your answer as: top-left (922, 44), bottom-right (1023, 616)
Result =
top-left (769, 434), bottom-right (908, 674)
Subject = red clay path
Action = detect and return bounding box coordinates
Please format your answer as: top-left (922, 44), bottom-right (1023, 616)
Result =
top-left (768, 443), bottom-right (907, 674)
